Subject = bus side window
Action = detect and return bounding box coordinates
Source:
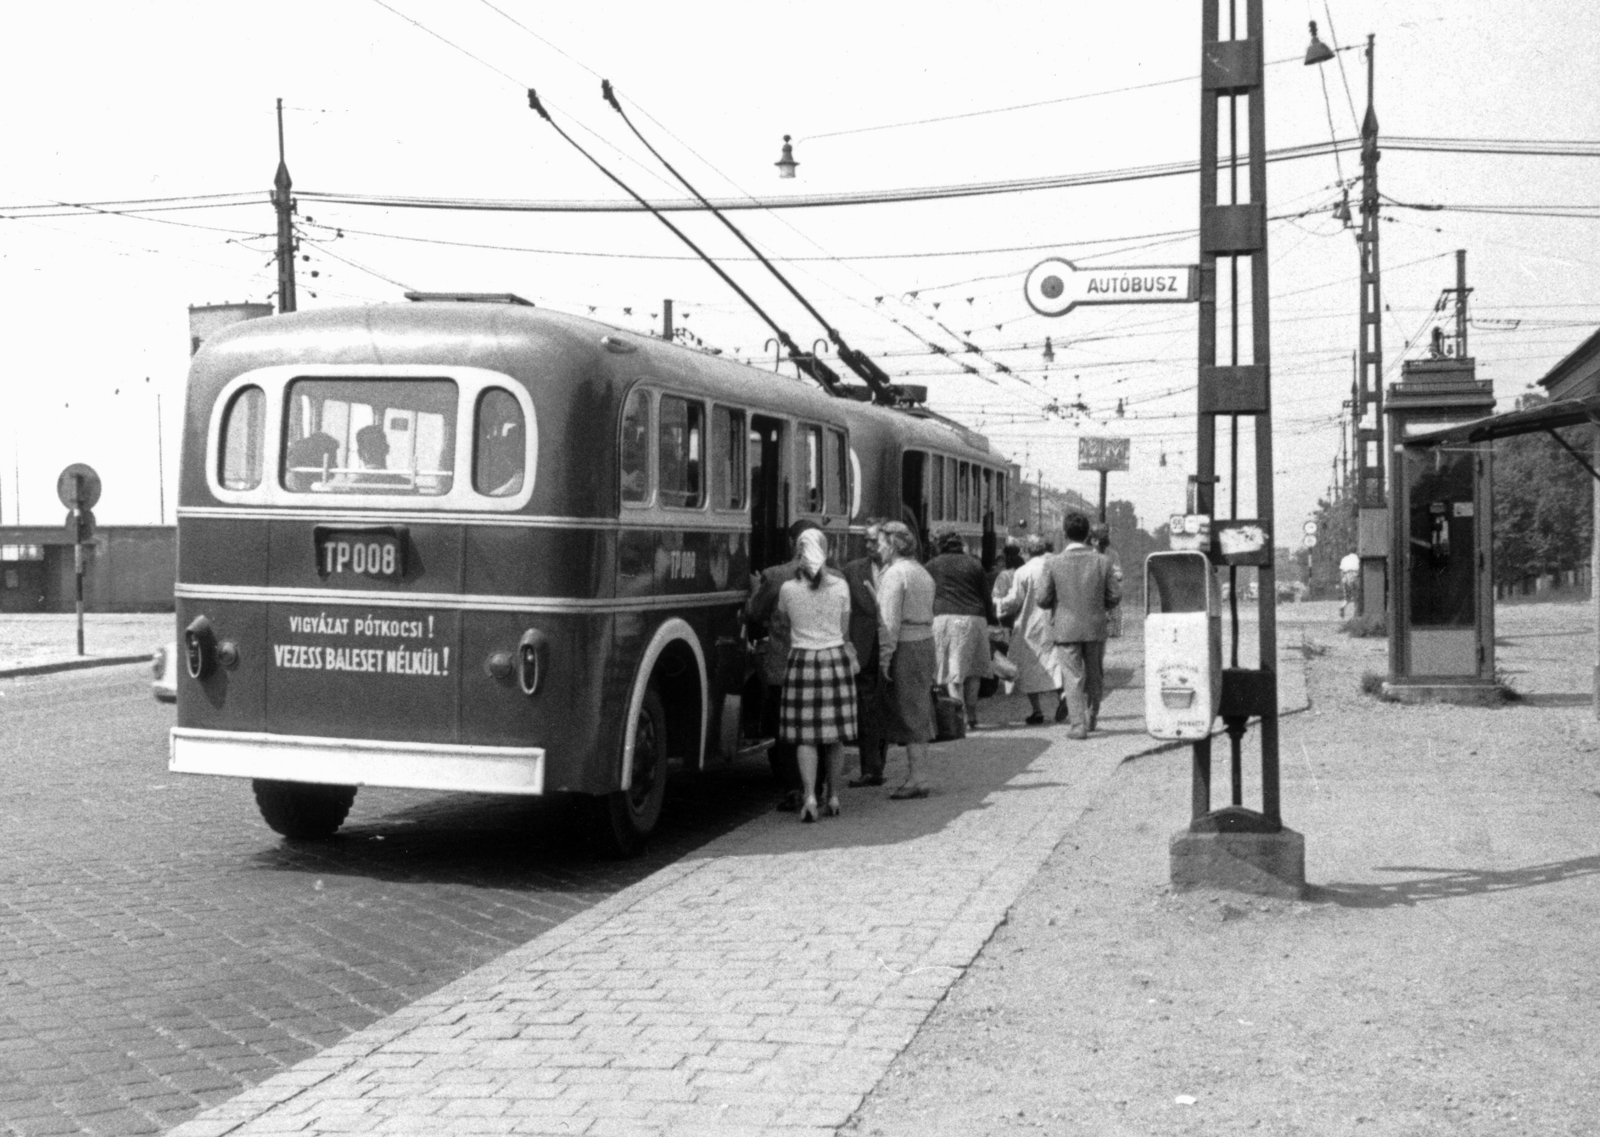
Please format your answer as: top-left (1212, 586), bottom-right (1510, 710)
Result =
top-left (824, 428), bottom-right (846, 516)
top-left (659, 395), bottom-right (705, 509)
top-left (711, 405), bottom-right (746, 510)
top-left (931, 454), bottom-right (945, 522)
top-left (219, 385), bottom-right (265, 490)
top-left (803, 425), bottom-right (823, 513)
top-left (958, 462), bottom-right (971, 523)
top-left (621, 388), bottom-right (651, 505)
top-left (474, 388), bottom-right (526, 497)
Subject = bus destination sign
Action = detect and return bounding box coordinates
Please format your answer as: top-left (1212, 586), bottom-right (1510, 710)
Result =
top-left (1025, 257), bottom-right (1198, 318)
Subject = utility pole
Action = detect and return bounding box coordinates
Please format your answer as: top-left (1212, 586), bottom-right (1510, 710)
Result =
top-left (273, 98), bottom-right (297, 314)
top-left (1352, 35), bottom-right (1384, 616)
top-left (1443, 249), bottom-right (1471, 358)
top-left (1183, 0), bottom-right (1297, 885)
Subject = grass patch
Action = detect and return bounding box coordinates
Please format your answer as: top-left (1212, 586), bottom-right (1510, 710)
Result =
top-left (1340, 613), bottom-right (1387, 638)
top-left (1359, 671), bottom-right (1396, 700)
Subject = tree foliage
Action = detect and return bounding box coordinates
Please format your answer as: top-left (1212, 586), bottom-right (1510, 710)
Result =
top-left (1492, 400), bottom-right (1592, 588)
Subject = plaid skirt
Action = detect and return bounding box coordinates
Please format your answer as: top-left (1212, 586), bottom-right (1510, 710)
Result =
top-left (779, 645), bottom-right (858, 745)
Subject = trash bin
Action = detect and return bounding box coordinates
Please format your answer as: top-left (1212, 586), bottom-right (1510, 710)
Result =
top-left (1143, 551), bottom-right (1221, 740)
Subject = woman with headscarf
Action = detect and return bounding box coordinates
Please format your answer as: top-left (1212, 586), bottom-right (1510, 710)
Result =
top-left (925, 530), bottom-right (997, 731)
top-left (874, 522), bottom-right (937, 799)
top-left (775, 528), bottom-right (857, 822)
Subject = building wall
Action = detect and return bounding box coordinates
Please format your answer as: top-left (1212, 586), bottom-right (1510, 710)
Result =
top-left (0, 526), bottom-right (175, 613)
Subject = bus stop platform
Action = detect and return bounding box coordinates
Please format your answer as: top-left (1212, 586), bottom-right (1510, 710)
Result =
top-left (162, 629), bottom-right (1310, 1137)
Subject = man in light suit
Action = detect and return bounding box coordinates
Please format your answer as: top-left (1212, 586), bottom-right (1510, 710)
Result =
top-left (1037, 512), bottom-right (1122, 740)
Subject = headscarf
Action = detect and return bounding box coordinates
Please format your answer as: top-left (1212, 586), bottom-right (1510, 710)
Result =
top-left (797, 528), bottom-right (828, 587)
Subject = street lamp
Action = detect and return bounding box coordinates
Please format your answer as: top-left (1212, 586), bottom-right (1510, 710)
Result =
top-left (1303, 21), bottom-right (1335, 66)
top-left (774, 135), bottom-right (798, 178)
top-left (1308, 25), bottom-right (1386, 621)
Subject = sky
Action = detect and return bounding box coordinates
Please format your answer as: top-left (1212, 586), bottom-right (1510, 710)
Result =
top-left (2, 0), bottom-right (1597, 537)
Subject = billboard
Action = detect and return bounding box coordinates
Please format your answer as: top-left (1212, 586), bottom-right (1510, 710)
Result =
top-left (1078, 436), bottom-right (1130, 472)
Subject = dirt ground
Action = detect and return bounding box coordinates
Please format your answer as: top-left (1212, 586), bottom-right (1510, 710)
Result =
top-left (844, 599), bottom-right (1600, 1137)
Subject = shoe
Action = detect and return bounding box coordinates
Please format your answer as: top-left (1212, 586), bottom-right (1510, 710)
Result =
top-left (825, 796), bottom-right (841, 818)
top-left (1054, 699), bottom-right (1069, 724)
top-left (848, 776), bottom-right (885, 788)
top-left (1088, 702), bottom-right (1100, 732)
top-left (1024, 712), bottom-right (1045, 726)
top-left (1067, 725), bottom-right (1088, 741)
top-left (966, 717), bottom-right (980, 731)
top-left (889, 784), bottom-right (930, 800)
top-left (800, 795), bottom-right (819, 823)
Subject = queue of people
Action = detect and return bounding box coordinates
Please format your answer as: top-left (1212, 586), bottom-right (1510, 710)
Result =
top-left (742, 512), bottom-right (1120, 816)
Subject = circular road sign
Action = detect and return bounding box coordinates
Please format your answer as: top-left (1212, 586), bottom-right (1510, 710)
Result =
top-left (1302, 520), bottom-right (1318, 535)
top-left (1303, 534), bottom-right (1318, 548)
top-left (57, 463), bottom-right (102, 510)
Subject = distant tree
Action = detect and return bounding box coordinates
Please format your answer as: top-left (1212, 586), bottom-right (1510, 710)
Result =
top-left (1308, 487), bottom-right (1358, 599)
top-left (1492, 397), bottom-right (1592, 592)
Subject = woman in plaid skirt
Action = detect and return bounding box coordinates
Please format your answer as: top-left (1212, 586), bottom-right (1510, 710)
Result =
top-left (777, 529), bottom-right (857, 822)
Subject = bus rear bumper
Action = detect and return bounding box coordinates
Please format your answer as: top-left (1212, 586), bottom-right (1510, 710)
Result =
top-left (169, 727), bottom-right (545, 795)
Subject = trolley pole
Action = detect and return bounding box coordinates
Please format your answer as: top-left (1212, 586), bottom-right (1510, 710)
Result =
top-left (273, 98), bottom-right (297, 315)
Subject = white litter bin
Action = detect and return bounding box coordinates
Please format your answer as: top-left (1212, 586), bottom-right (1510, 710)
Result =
top-left (1144, 551), bottom-right (1221, 740)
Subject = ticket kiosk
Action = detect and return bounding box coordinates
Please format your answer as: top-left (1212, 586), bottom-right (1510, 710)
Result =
top-left (1385, 354), bottom-right (1496, 700)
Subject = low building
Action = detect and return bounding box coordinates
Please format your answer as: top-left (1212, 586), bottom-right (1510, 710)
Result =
top-left (0, 526), bottom-right (174, 613)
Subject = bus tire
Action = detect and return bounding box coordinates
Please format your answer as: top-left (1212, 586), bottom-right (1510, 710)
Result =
top-left (252, 779), bottom-right (357, 840)
top-left (594, 688), bottom-right (668, 858)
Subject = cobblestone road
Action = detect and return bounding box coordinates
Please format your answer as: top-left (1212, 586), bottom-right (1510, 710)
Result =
top-left (0, 666), bottom-right (778, 1137)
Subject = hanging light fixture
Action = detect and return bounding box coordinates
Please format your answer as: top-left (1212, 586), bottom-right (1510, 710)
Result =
top-left (1304, 21), bottom-right (1335, 66)
top-left (774, 135), bottom-right (798, 178)
top-left (1042, 336), bottom-right (1055, 364)
top-left (1333, 188), bottom-right (1352, 225)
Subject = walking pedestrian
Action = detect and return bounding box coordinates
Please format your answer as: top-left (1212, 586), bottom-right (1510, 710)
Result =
top-left (775, 529), bottom-right (857, 823)
top-left (1085, 523), bottom-right (1124, 730)
top-left (842, 523), bottom-right (888, 787)
top-left (926, 531), bottom-right (997, 731)
top-left (874, 521), bottom-right (937, 799)
top-left (996, 534), bottom-right (1063, 725)
top-left (1037, 512), bottom-right (1122, 740)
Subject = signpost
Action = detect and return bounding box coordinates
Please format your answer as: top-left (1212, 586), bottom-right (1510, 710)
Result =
top-left (57, 463), bottom-right (101, 656)
top-left (1078, 436), bottom-right (1130, 522)
top-left (1025, 258), bottom-right (1198, 318)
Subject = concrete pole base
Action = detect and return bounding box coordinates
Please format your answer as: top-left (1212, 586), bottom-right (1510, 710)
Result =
top-left (1170, 827), bottom-right (1306, 900)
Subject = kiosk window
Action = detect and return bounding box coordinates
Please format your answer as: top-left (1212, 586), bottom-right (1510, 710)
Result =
top-left (711, 406), bottom-right (746, 511)
top-left (658, 395), bottom-right (705, 509)
top-left (219, 385), bottom-right (265, 491)
top-left (620, 388), bottom-right (651, 504)
top-left (473, 388), bottom-right (527, 497)
top-left (825, 429), bottom-right (847, 515)
top-left (283, 378), bottom-right (455, 495)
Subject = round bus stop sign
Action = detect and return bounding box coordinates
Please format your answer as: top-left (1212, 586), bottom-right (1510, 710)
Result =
top-left (57, 463), bottom-right (102, 510)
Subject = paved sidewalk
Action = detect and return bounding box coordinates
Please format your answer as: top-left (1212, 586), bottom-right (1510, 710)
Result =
top-left (0, 612), bottom-right (171, 677)
top-left (164, 634), bottom-right (1309, 1137)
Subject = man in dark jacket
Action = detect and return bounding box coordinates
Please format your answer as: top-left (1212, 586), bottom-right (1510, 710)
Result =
top-left (841, 522), bottom-right (886, 786)
top-left (1037, 513), bottom-right (1121, 739)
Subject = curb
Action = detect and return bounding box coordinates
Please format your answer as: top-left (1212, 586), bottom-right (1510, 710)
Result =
top-left (0, 654), bottom-right (153, 680)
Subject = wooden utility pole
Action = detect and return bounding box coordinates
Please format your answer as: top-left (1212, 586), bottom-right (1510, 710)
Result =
top-left (273, 98), bottom-right (297, 314)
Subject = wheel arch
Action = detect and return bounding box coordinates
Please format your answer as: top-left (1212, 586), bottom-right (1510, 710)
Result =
top-left (622, 617), bottom-right (707, 789)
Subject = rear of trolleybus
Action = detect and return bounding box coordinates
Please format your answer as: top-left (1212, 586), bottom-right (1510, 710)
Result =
top-left (168, 310), bottom-right (687, 856)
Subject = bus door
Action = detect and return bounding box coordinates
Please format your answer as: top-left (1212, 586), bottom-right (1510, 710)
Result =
top-left (748, 415), bottom-right (787, 572)
top-left (900, 450), bottom-right (928, 555)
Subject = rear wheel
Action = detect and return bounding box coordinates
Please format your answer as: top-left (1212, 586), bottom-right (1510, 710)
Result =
top-left (594, 688), bottom-right (668, 858)
top-left (252, 780), bottom-right (357, 840)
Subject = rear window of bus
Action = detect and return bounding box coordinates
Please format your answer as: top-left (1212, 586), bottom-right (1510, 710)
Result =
top-left (281, 378), bottom-right (457, 495)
